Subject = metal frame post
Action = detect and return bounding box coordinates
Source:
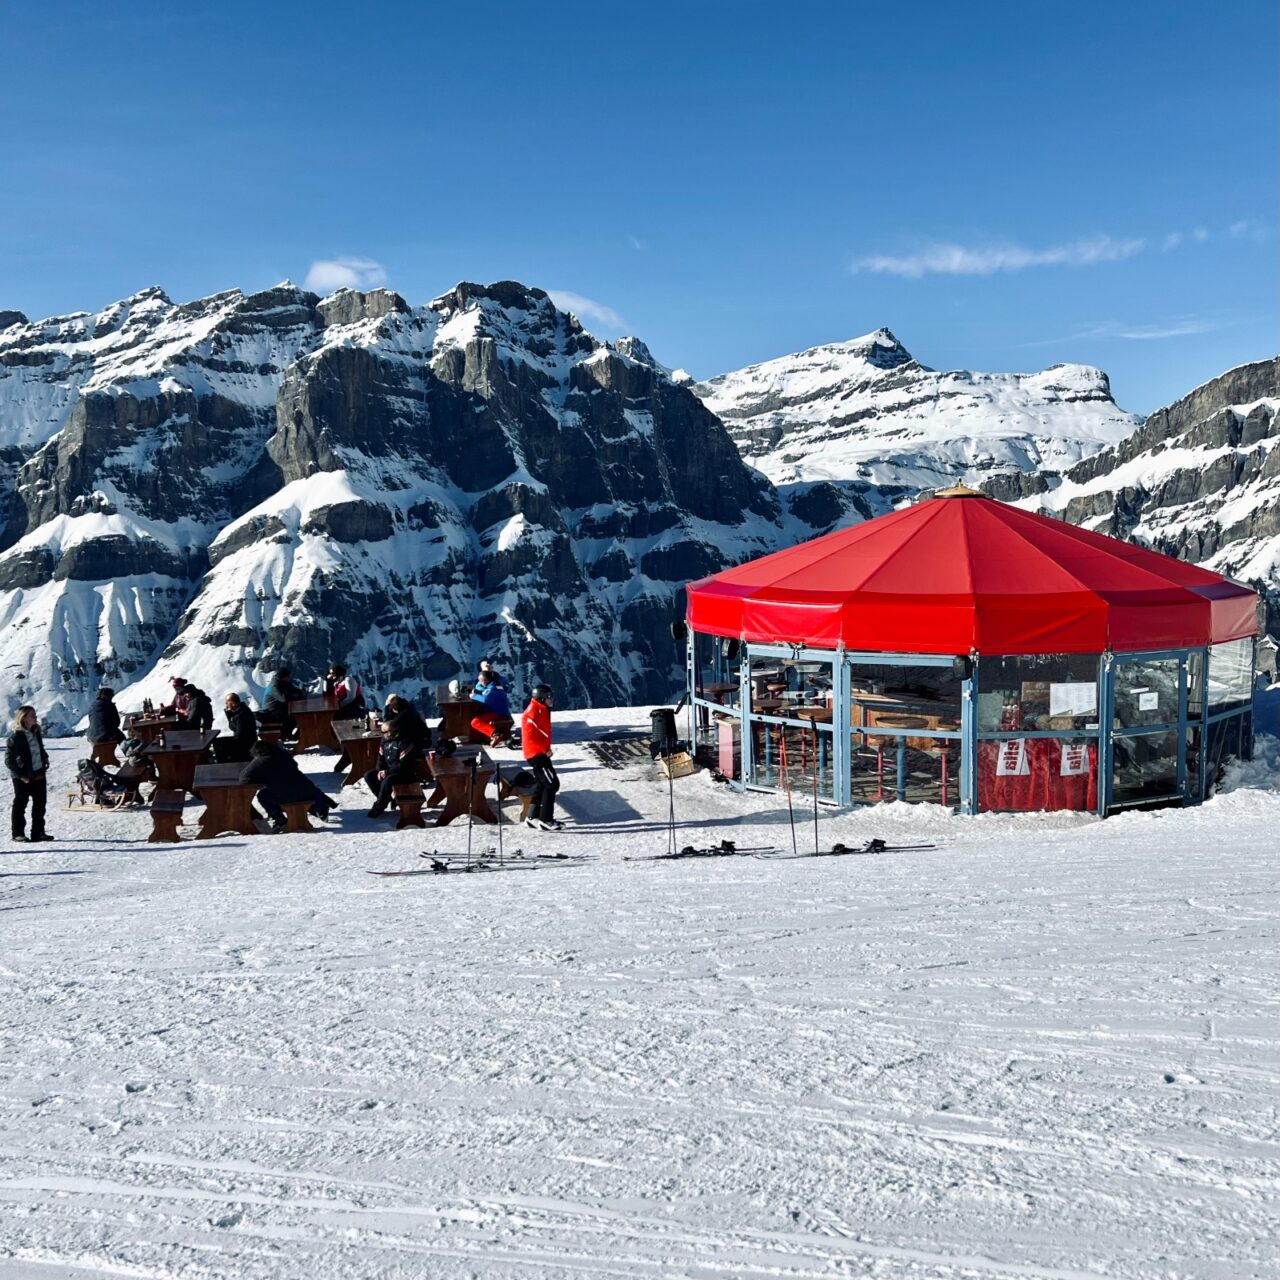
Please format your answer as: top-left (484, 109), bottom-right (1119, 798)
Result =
top-left (960, 661), bottom-right (977, 814)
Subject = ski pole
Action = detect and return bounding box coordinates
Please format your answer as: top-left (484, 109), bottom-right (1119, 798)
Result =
top-left (466, 756), bottom-right (476, 870)
top-left (493, 756), bottom-right (504, 867)
top-left (811, 723), bottom-right (820, 855)
top-left (779, 726), bottom-right (798, 857)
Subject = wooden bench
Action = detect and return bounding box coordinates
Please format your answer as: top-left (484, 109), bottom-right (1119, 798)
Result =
top-left (90, 741), bottom-right (120, 767)
top-left (278, 800), bottom-right (315, 834)
top-left (392, 783), bottom-right (427, 829)
top-left (259, 724), bottom-right (283, 745)
top-left (148, 789), bottom-right (185, 843)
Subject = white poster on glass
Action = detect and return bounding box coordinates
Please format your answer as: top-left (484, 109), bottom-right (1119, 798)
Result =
top-left (1060, 742), bottom-right (1090, 776)
top-left (1049, 682), bottom-right (1097, 716)
top-left (996, 739), bottom-right (1030, 776)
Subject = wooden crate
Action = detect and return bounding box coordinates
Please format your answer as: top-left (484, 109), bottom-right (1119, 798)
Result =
top-left (658, 750), bottom-right (696, 780)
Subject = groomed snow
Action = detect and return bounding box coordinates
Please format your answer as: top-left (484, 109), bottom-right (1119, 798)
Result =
top-left (1, 706), bottom-right (1277, 1278)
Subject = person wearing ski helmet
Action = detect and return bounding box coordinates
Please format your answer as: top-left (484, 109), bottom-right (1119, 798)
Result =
top-left (521, 683), bottom-right (561, 830)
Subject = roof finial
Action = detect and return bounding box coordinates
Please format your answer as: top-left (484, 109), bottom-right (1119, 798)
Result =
top-left (934, 484), bottom-right (986, 499)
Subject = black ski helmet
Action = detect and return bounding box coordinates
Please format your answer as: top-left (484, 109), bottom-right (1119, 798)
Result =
top-left (532, 683), bottom-right (553, 702)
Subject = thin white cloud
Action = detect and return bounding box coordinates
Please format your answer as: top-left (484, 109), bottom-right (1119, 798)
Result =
top-left (1163, 231), bottom-right (1183, 251)
top-left (546, 290), bottom-right (625, 329)
top-left (852, 234), bottom-right (1146, 278)
top-left (628, 235), bottom-right (647, 252)
top-left (1020, 314), bottom-right (1235, 347)
top-left (1193, 226), bottom-right (1210, 242)
top-left (1077, 317), bottom-right (1226, 341)
top-left (304, 256), bottom-right (388, 293)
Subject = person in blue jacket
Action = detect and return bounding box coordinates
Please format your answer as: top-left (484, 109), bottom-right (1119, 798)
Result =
top-left (469, 667), bottom-right (512, 746)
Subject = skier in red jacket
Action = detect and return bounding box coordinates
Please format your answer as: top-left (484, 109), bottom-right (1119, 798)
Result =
top-left (521, 683), bottom-right (561, 830)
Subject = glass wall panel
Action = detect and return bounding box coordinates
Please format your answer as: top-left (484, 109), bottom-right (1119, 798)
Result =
top-left (747, 654), bottom-right (836, 801)
top-left (693, 632), bottom-right (741, 706)
top-left (977, 654), bottom-right (1099, 733)
top-left (1208, 638), bottom-right (1254, 709)
top-left (852, 731), bottom-right (959, 806)
top-left (1114, 658), bottom-right (1180, 728)
top-left (691, 632), bottom-right (742, 774)
top-left (1111, 731), bottom-right (1178, 805)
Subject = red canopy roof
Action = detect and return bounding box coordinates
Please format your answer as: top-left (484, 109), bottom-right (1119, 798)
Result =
top-left (686, 492), bottom-right (1258, 654)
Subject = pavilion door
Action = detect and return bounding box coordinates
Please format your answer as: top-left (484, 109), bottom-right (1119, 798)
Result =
top-left (845, 654), bottom-right (966, 809)
top-left (1105, 652), bottom-right (1189, 810)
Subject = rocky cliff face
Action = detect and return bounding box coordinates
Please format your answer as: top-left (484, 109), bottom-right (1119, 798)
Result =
top-left (0, 281), bottom-right (780, 730)
top-left (691, 330), bottom-right (1139, 531)
top-left (999, 358), bottom-right (1280, 635)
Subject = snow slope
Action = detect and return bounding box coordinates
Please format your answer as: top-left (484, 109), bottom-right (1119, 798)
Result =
top-left (692, 331), bottom-right (1139, 524)
top-left (1, 708), bottom-right (1276, 1279)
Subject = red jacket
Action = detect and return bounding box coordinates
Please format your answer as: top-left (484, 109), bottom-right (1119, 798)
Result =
top-left (521, 697), bottom-right (552, 759)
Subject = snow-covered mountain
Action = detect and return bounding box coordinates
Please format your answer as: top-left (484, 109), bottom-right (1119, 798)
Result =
top-left (0, 282), bottom-right (780, 731)
top-left (690, 329), bottom-right (1139, 529)
top-left (990, 357), bottom-right (1280, 634)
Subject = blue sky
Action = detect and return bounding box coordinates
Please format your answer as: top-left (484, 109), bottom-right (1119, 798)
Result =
top-left (1, 0), bottom-right (1274, 411)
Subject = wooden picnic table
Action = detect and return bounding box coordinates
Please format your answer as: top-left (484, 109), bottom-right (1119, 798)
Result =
top-left (424, 754), bottom-right (496, 826)
top-left (143, 730), bottom-right (218, 793)
top-left (124, 714), bottom-right (179, 746)
top-left (333, 719), bottom-right (382, 788)
top-left (192, 762), bottom-right (260, 839)
top-left (288, 696), bottom-right (340, 753)
top-left (438, 698), bottom-right (478, 741)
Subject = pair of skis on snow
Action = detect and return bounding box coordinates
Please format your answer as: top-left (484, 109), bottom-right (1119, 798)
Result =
top-left (369, 847), bottom-right (590, 876)
top-left (624, 837), bottom-right (934, 862)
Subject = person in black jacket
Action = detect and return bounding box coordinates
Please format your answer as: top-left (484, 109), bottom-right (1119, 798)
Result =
top-left (180, 686), bottom-right (214, 733)
top-left (238, 741), bottom-right (334, 832)
top-left (86, 688), bottom-right (124, 744)
top-left (212, 693), bottom-right (258, 763)
top-left (381, 695), bottom-right (430, 751)
top-left (364, 723), bottom-right (421, 818)
top-left (258, 668), bottom-right (305, 739)
top-left (6, 705), bottom-right (53, 842)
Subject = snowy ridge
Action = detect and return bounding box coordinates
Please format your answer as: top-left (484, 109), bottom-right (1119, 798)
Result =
top-left (0, 280), bottom-right (779, 729)
top-left (694, 330), bottom-right (1139, 524)
top-left (1008, 357), bottom-right (1280, 631)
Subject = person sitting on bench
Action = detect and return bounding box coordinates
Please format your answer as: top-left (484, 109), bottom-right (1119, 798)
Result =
top-left (87, 687), bottom-right (125, 745)
top-left (382, 695), bottom-right (430, 751)
top-left (257, 668), bottom-right (305, 740)
top-left (364, 722), bottom-right (421, 818)
top-left (212, 692), bottom-right (258, 763)
top-left (469, 668), bottom-right (512, 746)
top-left (239, 740), bottom-right (334, 832)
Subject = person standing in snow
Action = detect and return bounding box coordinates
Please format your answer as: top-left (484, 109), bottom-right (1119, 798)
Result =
top-left (469, 668), bottom-right (512, 746)
top-left (6, 705), bottom-right (53, 843)
top-left (86, 687), bottom-right (125, 745)
top-left (521, 683), bottom-right (561, 830)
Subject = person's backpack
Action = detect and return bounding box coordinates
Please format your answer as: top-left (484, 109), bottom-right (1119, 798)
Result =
top-left (76, 757), bottom-right (126, 799)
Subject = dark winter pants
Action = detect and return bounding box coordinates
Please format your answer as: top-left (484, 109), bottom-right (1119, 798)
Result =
top-left (11, 772), bottom-right (48, 839)
top-left (364, 766), bottom-right (416, 812)
top-left (211, 737), bottom-right (251, 764)
top-left (255, 780), bottom-right (331, 824)
top-left (527, 754), bottom-right (559, 822)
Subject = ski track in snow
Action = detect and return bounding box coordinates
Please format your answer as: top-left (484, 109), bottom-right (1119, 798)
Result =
top-left (0, 708), bottom-right (1277, 1279)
